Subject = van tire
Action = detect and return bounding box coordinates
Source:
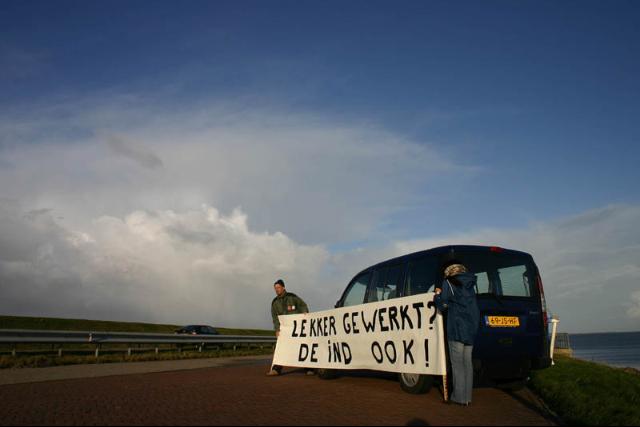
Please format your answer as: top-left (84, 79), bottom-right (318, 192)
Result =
top-left (316, 368), bottom-right (339, 380)
top-left (399, 373), bottom-right (433, 394)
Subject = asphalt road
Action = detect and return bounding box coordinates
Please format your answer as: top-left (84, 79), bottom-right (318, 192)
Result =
top-left (0, 357), bottom-right (558, 426)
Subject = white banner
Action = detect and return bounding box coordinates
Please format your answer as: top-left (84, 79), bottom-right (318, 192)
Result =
top-left (272, 293), bottom-right (447, 375)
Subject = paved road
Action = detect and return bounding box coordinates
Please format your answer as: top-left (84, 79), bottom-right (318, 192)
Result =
top-left (0, 357), bottom-right (557, 426)
top-left (0, 355), bottom-right (273, 386)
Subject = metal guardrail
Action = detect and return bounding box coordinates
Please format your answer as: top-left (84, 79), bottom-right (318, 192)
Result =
top-left (0, 329), bottom-right (277, 357)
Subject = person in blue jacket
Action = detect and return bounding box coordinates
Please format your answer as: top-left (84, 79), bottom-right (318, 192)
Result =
top-left (435, 262), bottom-right (480, 406)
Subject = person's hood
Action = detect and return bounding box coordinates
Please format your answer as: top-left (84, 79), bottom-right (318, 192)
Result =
top-left (451, 272), bottom-right (477, 290)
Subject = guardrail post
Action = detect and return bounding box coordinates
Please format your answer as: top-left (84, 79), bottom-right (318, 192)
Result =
top-left (155, 347), bottom-right (159, 355)
top-left (58, 348), bottom-right (63, 357)
top-left (11, 346), bottom-right (16, 357)
top-left (127, 348), bottom-right (132, 357)
top-left (95, 344), bottom-right (100, 359)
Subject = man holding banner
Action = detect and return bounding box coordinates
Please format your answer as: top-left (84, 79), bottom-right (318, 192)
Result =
top-left (270, 289), bottom-right (448, 392)
top-left (267, 279), bottom-right (314, 377)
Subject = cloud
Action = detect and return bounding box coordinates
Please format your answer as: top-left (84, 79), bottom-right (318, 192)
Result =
top-left (0, 96), bottom-right (463, 244)
top-left (1, 198), bottom-right (639, 332)
top-left (0, 201), bottom-right (328, 328)
top-left (106, 135), bottom-right (163, 170)
top-left (2, 94), bottom-right (637, 333)
top-left (0, 93), bottom-right (472, 327)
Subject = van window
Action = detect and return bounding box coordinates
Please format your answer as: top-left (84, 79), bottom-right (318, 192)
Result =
top-left (343, 272), bottom-right (372, 307)
top-left (498, 265), bottom-right (532, 297)
top-left (406, 257), bottom-right (439, 296)
top-left (369, 264), bottom-right (403, 302)
top-left (456, 251), bottom-right (537, 299)
top-left (475, 272), bottom-right (491, 294)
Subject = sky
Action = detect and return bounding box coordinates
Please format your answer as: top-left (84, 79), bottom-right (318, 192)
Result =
top-left (1, 0), bottom-right (639, 333)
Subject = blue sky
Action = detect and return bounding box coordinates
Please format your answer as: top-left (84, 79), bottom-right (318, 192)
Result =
top-left (1, 1), bottom-right (639, 332)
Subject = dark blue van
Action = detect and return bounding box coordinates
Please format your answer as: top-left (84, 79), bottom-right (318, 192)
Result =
top-left (318, 245), bottom-right (552, 394)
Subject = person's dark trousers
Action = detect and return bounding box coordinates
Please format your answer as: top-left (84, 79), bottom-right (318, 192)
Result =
top-left (448, 340), bottom-right (474, 404)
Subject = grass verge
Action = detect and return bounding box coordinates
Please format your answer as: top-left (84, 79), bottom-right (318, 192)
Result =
top-left (529, 356), bottom-right (640, 426)
top-left (0, 347), bottom-right (274, 369)
top-left (0, 315), bottom-right (274, 336)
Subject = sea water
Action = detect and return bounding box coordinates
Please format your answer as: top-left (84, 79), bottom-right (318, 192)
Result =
top-left (570, 332), bottom-right (640, 370)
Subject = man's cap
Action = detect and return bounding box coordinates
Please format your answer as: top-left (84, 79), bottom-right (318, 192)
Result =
top-left (274, 279), bottom-right (285, 287)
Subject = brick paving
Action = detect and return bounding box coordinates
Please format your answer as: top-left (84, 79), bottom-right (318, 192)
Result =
top-left (0, 355), bottom-right (273, 386)
top-left (0, 359), bottom-right (557, 426)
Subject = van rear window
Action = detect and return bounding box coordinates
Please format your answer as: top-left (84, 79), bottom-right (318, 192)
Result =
top-left (455, 251), bottom-right (537, 299)
top-left (497, 264), bottom-right (532, 297)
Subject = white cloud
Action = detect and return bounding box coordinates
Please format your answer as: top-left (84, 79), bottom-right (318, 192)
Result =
top-left (0, 95), bottom-right (469, 328)
top-left (1, 198), bottom-right (639, 332)
top-left (2, 95), bottom-right (639, 333)
top-left (0, 202), bottom-right (328, 328)
top-left (0, 96), bottom-right (463, 245)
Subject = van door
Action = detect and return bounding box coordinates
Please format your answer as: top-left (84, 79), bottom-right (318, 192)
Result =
top-left (451, 249), bottom-right (545, 379)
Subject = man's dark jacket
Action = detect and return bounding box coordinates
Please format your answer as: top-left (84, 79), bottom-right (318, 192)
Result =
top-left (271, 291), bottom-right (309, 331)
top-left (434, 272), bottom-right (480, 345)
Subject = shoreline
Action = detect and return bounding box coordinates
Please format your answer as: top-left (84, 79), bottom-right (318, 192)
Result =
top-left (563, 354), bottom-right (640, 374)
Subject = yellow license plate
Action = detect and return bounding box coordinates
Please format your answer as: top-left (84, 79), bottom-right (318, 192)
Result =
top-left (486, 316), bottom-right (520, 327)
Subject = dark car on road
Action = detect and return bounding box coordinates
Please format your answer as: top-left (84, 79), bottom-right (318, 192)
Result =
top-left (318, 245), bottom-right (552, 394)
top-left (175, 325), bottom-right (219, 335)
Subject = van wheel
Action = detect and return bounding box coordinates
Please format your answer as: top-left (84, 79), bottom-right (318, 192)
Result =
top-left (316, 368), bottom-right (339, 380)
top-left (399, 373), bottom-right (433, 394)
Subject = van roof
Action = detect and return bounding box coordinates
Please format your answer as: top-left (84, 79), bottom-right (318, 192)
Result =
top-left (361, 245), bottom-right (534, 274)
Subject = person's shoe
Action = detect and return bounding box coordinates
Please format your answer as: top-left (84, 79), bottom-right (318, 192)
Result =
top-left (306, 370), bottom-right (315, 376)
top-left (266, 369), bottom-right (280, 377)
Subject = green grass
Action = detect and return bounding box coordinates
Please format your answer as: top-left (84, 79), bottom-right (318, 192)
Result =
top-left (0, 347), bottom-right (274, 369)
top-left (0, 315), bottom-right (275, 369)
top-left (530, 356), bottom-right (640, 426)
top-left (0, 315), bottom-right (274, 336)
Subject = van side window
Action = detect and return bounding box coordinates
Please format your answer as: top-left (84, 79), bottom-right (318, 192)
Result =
top-left (475, 272), bottom-right (491, 294)
top-left (369, 264), bottom-right (403, 302)
top-left (406, 257), bottom-right (438, 296)
top-left (343, 272), bottom-right (372, 307)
